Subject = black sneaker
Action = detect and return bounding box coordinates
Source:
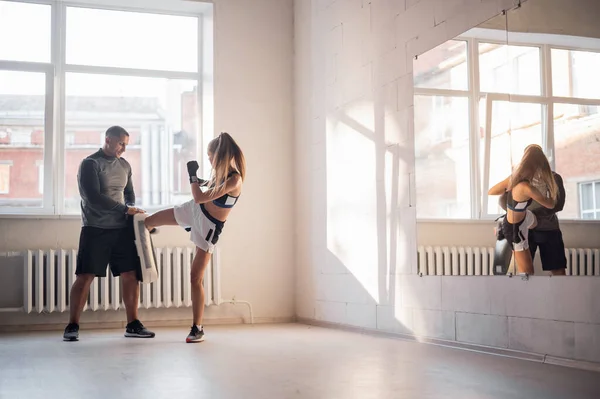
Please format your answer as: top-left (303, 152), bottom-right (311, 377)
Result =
top-left (124, 320), bottom-right (155, 338)
top-left (186, 325), bottom-right (205, 343)
top-left (63, 323), bottom-right (79, 341)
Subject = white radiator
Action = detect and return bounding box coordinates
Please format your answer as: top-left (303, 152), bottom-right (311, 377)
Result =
top-left (418, 245), bottom-right (600, 276)
top-left (565, 248), bottom-right (600, 276)
top-left (418, 246), bottom-right (495, 276)
top-left (22, 246), bottom-right (220, 314)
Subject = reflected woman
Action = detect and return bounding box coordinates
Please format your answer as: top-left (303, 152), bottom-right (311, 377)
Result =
top-left (488, 144), bottom-right (558, 275)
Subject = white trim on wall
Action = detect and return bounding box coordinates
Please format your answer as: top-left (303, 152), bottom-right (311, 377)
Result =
top-left (461, 28), bottom-right (600, 52)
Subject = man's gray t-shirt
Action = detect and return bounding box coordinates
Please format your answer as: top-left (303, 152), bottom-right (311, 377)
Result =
top-left (528, 172), bottom-right (566, 231)
top-left (78, 149), bottom-right (135, 229)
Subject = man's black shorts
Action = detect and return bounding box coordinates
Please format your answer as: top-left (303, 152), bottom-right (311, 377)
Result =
top-left (76, 217), bottom-right (141, 278)
top-left (528, 229), bottom-right (567, 271)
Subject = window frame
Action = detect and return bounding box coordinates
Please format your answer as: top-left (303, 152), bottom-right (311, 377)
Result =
top-left (0, 160), bottom-right (13, 194)
top-left (414, 28), bottom-right (600, 222)
top-left (0, 0), bottom-right (213, 217)
top-left (579, 181), bottom-right (600, 220)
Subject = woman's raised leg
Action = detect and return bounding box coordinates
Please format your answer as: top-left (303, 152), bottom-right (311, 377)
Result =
top-left (144, 208), bottom-right (177, 230)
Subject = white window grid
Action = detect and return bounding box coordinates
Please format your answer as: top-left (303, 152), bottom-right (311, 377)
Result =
top-left (579, 181), bottom-right (600, 220)
top-left (0, 0), bottom-right (212, 216)
top-left (414, 29), bottom-right (600, 221)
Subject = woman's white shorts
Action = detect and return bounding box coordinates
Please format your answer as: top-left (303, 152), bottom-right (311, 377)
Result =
top-left (501, 210), bottom-right (536, 252)
top-left (173, 199), bottom-right (225, 254)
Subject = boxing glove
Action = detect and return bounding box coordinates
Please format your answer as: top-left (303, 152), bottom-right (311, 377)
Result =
top-left (187, 160), bottom-right (199, 183)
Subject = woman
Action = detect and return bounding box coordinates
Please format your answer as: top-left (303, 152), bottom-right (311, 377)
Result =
top-left (145, 132), bottom-right (245, 342)
top-left (488, 144), bottom-right (557, 275)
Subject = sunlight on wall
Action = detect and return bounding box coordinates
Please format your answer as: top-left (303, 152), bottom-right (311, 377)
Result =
top-left (326, 107), bottom-right (380, 303)
top-left (324, 99), bottom-right (418, 333)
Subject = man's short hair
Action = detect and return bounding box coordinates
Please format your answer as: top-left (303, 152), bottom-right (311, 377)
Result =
top-left (105, 125), bottom-right (129, 138)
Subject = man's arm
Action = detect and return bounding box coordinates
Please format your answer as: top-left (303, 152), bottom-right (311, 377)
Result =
top-left (552, 172), bottom-right (566, 213)
top-left (79, 159), bottom-right (128, 213)
top-left (498, 191), bottom-right (508, 211)
top-left (124, 167), bottom-right (135, 206)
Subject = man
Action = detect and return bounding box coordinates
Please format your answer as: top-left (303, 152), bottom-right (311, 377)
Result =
top-left (499, 171), bottom-right (567, 275)
top-left (63, 126), bottom-right (155, 341)
top-left (527, 171), bottom-right (567, 275)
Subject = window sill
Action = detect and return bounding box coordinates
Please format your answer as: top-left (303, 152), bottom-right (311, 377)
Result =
top-left (417, 218), bottom-right (600, 225)
top-left (0, 214), bottom-right (81, 220)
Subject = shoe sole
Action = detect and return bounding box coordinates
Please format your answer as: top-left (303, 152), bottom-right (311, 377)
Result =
top-left (124, 333), bottom-right (155, 338)
top-left (63, 337), bottom-right (78, 341)
top-left (186, 337), bottom-right (205, 343)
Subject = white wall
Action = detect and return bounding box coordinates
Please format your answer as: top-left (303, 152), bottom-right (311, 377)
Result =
top-left (482, 0), bottom-right (600, 39)
top-left (0, 0), bottom-right (295, 328)
top-left (294, 0), bottom-right (600, 365)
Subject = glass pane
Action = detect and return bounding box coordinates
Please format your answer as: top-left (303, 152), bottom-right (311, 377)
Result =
top-left (582, 212), bottom-right (594, 220)
top-left (486, 102), bottom-right (543, 214)
top-left (554, 104), bottom-right (600, 218)
top-left (63, 73), bottom-right (199, 213)
top-left (414, 95), bottom-right (471, 218)
top-left (580, 183), bottom-right (592, 211)
top-left (552, 49), bottom-right (600, 99)
top-left (66, 7), bottom-right (198, 72)
top-left (413, 40), bottom-right (468, 90)
top-left (479, 43), bottom-right (541, 95)
top-left (479, 96), bottom-right (487, 192)
top-left (0, 71), bottom-right (46, 208)
top-left (595, 182), bottom-right (600, 211)
top-left (0, 1), bottom-right (51, 63)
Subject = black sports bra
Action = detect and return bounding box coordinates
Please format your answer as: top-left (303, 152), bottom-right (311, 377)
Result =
top-left (211, 171), bottom-right (240, 209)
top-left (506, 189), bottom-right (532, 212)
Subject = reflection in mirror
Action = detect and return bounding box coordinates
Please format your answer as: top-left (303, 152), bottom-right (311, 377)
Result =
top-left (412, 10), bottom-right (510, 276)
top-left (505, 0), bottom-right (600, 221)
top-left (413, 0), bottom-right (600, 278)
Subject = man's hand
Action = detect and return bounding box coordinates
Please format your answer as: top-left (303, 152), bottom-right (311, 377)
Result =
top-left (126, 206), bottom-right (146, 215)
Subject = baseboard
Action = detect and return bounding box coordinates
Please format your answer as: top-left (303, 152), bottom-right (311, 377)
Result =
top-left (544, 355), bottom-right (600, 373)
top-left (0, 316), bottom-right (296, 333)
top-left (297, 318), bottom-right (600, 372)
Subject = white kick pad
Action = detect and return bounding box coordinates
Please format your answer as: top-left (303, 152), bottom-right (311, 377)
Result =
top-left (132, 213), bottom-right (159, 284)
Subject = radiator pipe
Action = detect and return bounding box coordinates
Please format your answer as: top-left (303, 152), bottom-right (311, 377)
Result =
top-left (216, 298), bottom-right (254, 325)
top-left (0, 307), bottom-right (24, 312)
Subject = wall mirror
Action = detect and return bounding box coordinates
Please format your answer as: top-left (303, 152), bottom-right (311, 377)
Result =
top-left (412, 0), bottom-right (600, 277)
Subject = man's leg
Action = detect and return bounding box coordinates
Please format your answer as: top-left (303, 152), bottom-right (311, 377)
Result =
top-left (120, 270), bottom-right (140, 324)
top-left (538, 230), bottom-right (568, 276)
top-left (69, 274), bottom-right (95, 324)
top-left (528, 230), bottom-right (539, 263)
top-left (64, 227), bottom-right (110, 341)
top-left (111, 221), bottom-right (155, 338)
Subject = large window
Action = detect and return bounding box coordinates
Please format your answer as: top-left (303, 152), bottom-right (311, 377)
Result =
top-left (413, 40), bottom-right (470, 219)
top-left (0, 0), bottom-right (212, 215)
top-left (414, 31), bottom-right (600, 220)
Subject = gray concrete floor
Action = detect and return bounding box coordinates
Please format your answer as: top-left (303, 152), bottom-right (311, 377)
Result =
top-left (0, 323), bottom-right (599, 399)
